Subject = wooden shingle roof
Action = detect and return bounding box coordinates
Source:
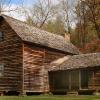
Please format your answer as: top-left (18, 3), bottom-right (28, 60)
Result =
top-left (0, 15), bottom-right (80, 54)
top-left (49, 53), bottom-right (100, 71)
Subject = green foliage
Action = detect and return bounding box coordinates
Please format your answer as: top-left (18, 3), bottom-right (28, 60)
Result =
top-left (26, 16), bottom-right (34, 26)
top-left (43, 16), bottom-right (66, 36)
top-left (71, 0), bottom-right (100, 53)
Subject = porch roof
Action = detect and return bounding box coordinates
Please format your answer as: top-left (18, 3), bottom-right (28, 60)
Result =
top-left (49, 53), bottom-right (100, 71)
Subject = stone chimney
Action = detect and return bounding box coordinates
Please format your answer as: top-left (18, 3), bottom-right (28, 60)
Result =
top-left (64, 33), bottom-right (70, 42)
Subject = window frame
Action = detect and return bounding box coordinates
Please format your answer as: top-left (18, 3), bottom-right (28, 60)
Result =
top-left (0, 64), bottom-right (4, 77)
top-left (0, 31), bottom-right (4, 41)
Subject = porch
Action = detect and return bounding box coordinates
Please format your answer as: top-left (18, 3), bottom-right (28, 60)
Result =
top-left (48, 67), bottom-right (100, 94)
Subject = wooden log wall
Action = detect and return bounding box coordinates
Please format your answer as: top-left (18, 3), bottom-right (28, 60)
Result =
top-left (88, 67), bottom-right (100, 91)
top-left (0, 19), bottom-right (23, 92)
top-left (23, 42), bottom-right (67, 93)
top-left (23, 43), bottom-right (45, 92)
top-left (43, 49), bottom-right (66, 92)
top-left (44, 50), bottom-right (66, 64)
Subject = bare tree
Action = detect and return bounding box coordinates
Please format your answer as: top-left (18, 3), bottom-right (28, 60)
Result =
top-left (58, 0), bottom-right (78, 35)
top-left (80, 0), bottom-right (100, 39)
top-left (58, 0), bottom-right (71, 34)
top-left (78, 0), bottom-right (87, 47)
top-left (24, 0), bottom-right (57, 28)
top-left (0, 0), bottom-right (23, 15)
top-left (0, 0), bottom-right (11, 13)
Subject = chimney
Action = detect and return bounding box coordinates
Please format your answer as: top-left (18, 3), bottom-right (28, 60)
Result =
top-left (64, 33), bottom-right (70, 42)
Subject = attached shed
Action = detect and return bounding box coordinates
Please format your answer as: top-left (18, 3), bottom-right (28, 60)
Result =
top-left (49, 53), bottom-right (100, 94)
top-left (0, 15), bottom-right (79, 95)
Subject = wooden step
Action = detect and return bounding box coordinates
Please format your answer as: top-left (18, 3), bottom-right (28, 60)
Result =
top-left (0, 92), bottom-right (4, 96)
top-left (67, 91), bottom-right (78, 95)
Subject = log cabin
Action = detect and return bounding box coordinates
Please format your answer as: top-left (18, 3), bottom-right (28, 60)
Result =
top-left (49, 53), bottom-right (100, 95)
top-left (0, 15), bottom-right (79, 95)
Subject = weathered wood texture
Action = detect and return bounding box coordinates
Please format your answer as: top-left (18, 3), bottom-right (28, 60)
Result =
top-left (0, 19), bottom-right (23, 92)
top-left (49, 71), bottom-right (69, 92)
top-left (23, 43), bottom-right (45, 92)
top-left (23, 42), bottom-right (66, 93)
top-left (44, 49), bottom-right (67, 92)
top-left (49, 70), bottom-right (79, 92)
top-left (0, 18), bottom-right (68, 94)
top-left (49, 67), bottom-right (100, 93)
top-left (88, 68), bottom-right (100, 91)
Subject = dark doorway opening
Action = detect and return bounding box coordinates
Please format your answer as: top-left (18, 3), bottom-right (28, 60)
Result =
top-left (81, 70), bottom-right (89, 89)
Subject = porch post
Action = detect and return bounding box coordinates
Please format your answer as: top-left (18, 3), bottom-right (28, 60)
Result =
top-left (79, 70), bottom-right (81, 90)
top-left (92, 71), bottom-right (95, 90)
top-left (69, 71), bottom-right (71, 90)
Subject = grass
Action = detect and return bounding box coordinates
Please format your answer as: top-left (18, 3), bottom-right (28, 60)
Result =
top-left (0, 95), bottom-right (100, 100)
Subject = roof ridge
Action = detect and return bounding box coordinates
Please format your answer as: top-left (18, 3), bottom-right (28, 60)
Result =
top-left (72, 52), bottom-right (100, 57)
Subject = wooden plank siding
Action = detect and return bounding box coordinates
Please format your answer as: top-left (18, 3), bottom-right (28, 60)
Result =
top-left (0, 19), bottom-right (23, 92)
top-left (88, 68), bottom-right (100, 91)
top-left (23, 43), bottom-right (45, 92)
top-left (49, 67), bottom-right (100, 93)
top-left (23, 42), bottom-right (66, 93)
top-left (49, 70), bottom-right (79, 93)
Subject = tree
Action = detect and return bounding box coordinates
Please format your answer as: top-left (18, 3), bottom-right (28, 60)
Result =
top-left (25, 0), bottom-right (57, 28)
top-left (59, 0), bottom-right (71, 34)
top-left (81, 38), bottom-right (100, 53)
top-left (73, 0), bottom-right (88, 47)
top-left (57, 0), bottom-right (77, 35)
top-left (72, 0), bottom-right (100, 43)
top-left (80, 0), bottom-right (100, 39)
top-left (71, 0), bottom-right (100, 53)
top-left (43, 15), bottom-right (66, 36)
top-left (0, 0), bottom-right (22, 14)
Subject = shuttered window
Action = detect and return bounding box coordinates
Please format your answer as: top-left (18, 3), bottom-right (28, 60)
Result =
top-left (0, 64), bottom-right (4, 77)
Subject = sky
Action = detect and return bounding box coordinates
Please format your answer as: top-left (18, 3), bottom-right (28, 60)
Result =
top-left (5, 0), bottom-right (57, 7)
top-left (3, 0), bottom-right (36, 21)
top-left (5, 0), bottom-right (36, 5)
top-left (2, 0), bottom-right (77, 28)
top-left (3, 0), bottom-right (60, 21)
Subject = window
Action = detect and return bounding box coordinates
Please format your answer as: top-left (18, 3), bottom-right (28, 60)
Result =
top-left (0, 64), bottom-right (4, 77)
top-left (0, 32), bottom-right (4, 41)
